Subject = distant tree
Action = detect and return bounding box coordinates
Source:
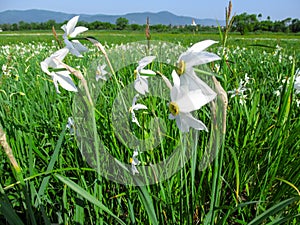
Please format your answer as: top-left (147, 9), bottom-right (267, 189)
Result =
top-left (115, 17), bottom-right (128, 30)
top-left (1, 23), bottom-right (11, 31)
top-left (89, 21), bottom-right (115, 30)
top-left (130, 24), bottom-right (140, 31)
top-left (89, 21), bottom-right (102, 30)
top-left (11, 23), bottom-right (18, 31)
top-left (282, 18), bottom-right (292, 26)
top-left (40, 20), bottom-right (56, 30)
top-left (233, 13), bottom-right (258, 34)
top-left (30, 22), bottom-right (40, 30)
top-left (272, 21), bottom-right (285, 32)
top-left (290, 19), bottom-right (300, 32)
top-left (77, 20), bottom-right (89, 29)
top-left (259, 20), bottom-right (273, 31)
top-left (102, 22), bottom-right (115, 30)
top-left (151, 24), bottom-right (169, 32)
top-left (19, 21), bottom-right (32, 30)
top-left (258, 13), bottom-right (262, 20)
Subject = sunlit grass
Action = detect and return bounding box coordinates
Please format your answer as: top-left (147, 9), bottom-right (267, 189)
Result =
top-left (0, 29), bottom-right (299, 224)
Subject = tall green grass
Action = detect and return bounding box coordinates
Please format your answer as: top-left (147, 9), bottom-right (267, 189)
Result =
top-left (0, 30), bottom-right (299, 225)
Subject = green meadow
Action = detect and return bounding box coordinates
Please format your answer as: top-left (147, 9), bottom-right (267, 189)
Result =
top-left (1, 30), bottom-right (300, 47)
top-left (0, 28), bottom-right (300, 225)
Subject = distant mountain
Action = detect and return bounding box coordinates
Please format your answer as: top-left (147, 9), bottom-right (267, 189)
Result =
top-left (0, 9), bottom-right (225, 26)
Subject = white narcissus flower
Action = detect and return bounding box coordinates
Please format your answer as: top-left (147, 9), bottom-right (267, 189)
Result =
top-left (66, 117), bottom-right (75, 134)
top-left (228, 80), bottom-right (247, 98)
top-left (96, 64), bottom-right (109, 81)
top-left (40, 48), bottom-right (78, 93)
top-left (134, 56), bottom-right (156, 95)
top-left (130, 150), bottom-right (140, 175)
top-left (244, 73), bottom-right (250, 84)
top-left (274, 89), bottom-right (281, 97)
top-left (2, 64), bottom-right (7, 72)
top-left (228, 77), bottom-right (251, 105)
top-left (178, 40), bottom-right (220, 69)
top-left (168, 71), bottom-right (214, 133)
top-left (129, 94), bottom-right (147, 127)
top-left (61, 16), bottom-right (88, 57)
top-left (176, 40), bottom-right (221, 78)
top-left (173, 40), bottom-right (220, 104)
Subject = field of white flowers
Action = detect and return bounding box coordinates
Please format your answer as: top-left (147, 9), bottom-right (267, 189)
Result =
top-left (0, 14), bottom-right (299, 225)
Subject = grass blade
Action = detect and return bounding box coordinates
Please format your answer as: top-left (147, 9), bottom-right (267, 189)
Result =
top-left (137, 186), bottom-right (158, 225)
top-left (35, 125), bottom-right (67, 207)
top-left (0, 198), bottom-right (25, 225)
top-left (266, 214), bottom-right (300, 225)
top-left (248, 197), bottom-right (300, 225)
top-left (55, 174), bottom-right (126, 225)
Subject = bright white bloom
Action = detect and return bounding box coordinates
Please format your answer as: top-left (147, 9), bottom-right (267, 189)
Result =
top-left (66, 117), bottom-right (75, 134)
top-left (40, 48), bottom-right (78, 93)
top-left (274, 89), bottom-right (281, 97)
top-left (130, 150), bottom-right (140, 175)
top-left (228, 74), bottom-right (253, 104)
top-left (214, 64), bottom-right (220, 73)
top-left (2, 64), bottom-right (7, 72)
top-left (276, 44), bottom-right (282, 51)
top-left (61, 16), bottom-right (88, 57)
top-left (176, 40), bottom-right (221, 90)
top-left (244, 73), bottom-right (250, 84)
top-left (278, 55), bottom-right (282, 63)
top-left (296, 99), bottom-right (300, 107)
top-left (129, 94), bottom-right (147, 127)
top-left (228, 81), bottom-right (247, 97)
top-left (294, 69), bottom-right (300, 94)
top-left (134, 56), bottom-right (156, 95)
top-left (295, 77), bottom-right (300, 94)
top-left (168, 71), bottom-right (214, 133)
top-left (2, 64), bottom-right (10, 76)
top-left (96, 64), bottom-right (109, 81)
top-left (228, 80), bottom-right (248, 104)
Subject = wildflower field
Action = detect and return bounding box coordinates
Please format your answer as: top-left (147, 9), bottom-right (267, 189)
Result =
top-left (0, 22), bottom-right (300, 225)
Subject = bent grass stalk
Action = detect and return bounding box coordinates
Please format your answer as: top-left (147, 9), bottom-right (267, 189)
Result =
top-left (0, 127), bottom-right (24, 185)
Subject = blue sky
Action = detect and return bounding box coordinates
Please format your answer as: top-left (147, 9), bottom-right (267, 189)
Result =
top-left (0, 0), bottom-right (299, 21)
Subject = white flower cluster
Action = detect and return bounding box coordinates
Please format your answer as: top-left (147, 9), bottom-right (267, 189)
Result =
top-left (132, 40), bottom-right (220, 133)
top-left (39, 16), bottom-right (221, 175)
top-left (129, 40), bottom-right (220, 174)
top-left (40, 16), bottom-right (90, 93)
top-left (228, 73), bottom-right (252, 105)
top-left (273, 68), bottom-right (300, 107)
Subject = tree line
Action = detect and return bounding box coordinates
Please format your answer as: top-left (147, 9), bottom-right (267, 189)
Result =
top-left (0, 17), bottom-right (217, 33)
top-left (0, 13), bottom-right (299, 34)
top-left (232, 13), bottom-right (300, 34)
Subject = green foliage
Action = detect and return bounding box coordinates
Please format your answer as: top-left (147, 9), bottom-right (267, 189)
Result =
top-left (115, 17), bottom-right (129, 30)
top-left (233, 13), bottom-right (259, 35)
top-left (233, 12), bottom-right (300, 34)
